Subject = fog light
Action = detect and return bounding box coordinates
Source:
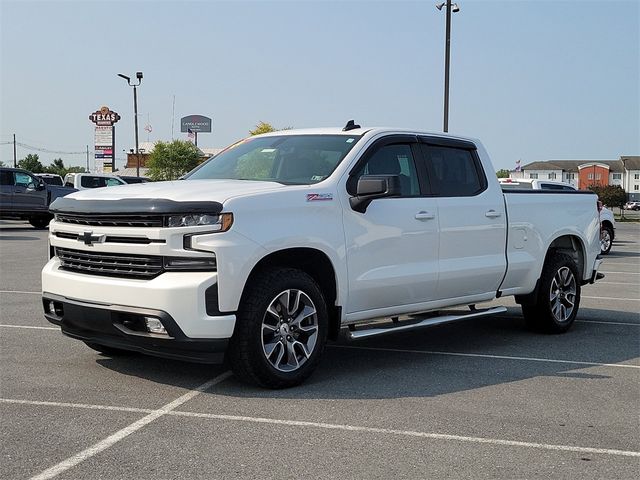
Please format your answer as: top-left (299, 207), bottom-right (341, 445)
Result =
top-left (144, 317), bottom-right (167, 335)
top-left (47, 300), bottom-right (63, 317)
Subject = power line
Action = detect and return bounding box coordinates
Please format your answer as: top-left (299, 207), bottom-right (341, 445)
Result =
top-left (1, 141), bottom-right (86, 155)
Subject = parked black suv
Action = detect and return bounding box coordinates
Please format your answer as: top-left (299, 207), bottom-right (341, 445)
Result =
top-left (0, 167), bottom-right (76, 229)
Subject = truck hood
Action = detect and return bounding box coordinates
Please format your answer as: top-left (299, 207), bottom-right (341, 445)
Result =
top-left (65, 179), bottom-right (285, 203)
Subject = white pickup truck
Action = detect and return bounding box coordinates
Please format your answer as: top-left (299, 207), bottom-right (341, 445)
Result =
top-left (42, 125), bottom-right (603, 388)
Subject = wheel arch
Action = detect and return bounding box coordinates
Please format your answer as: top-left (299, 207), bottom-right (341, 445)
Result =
top-left (601, 219), bottom-right (614, 239)
top-left (241, 247), bottom-right (342, 340)
top-left (516, 234), bottom-right (586, 306)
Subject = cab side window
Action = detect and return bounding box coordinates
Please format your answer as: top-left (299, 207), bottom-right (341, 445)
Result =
top-left (0, 171), bottom-right (14, 186)
top-left (425, 146), bottom-right (485, 197)
top-left (106, 178), bottom-right (123, 187)
top-left (350, 144), bottom-right (420, 197)
top-left (15, 172), bottom-right (36, 188)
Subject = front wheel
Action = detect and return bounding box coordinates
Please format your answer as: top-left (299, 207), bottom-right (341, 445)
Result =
top-left (228, 268), bottom-right (328, 388)
top-left (600, 226), bottom-right (613, 255)
top-left (29, 216), bottom-right (51, 229)
top-left (522, 252), bottom-right (581, 334)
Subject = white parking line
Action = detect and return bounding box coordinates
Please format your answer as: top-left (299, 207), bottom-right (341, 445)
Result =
top-left (0, 398), bottom-right (152, 414)
top-left (582, 295), bottom-right (640, 301)
top-left (29, 371), bottom-right (232, 480)
top-left (168, 411), bottom-right (640, 458)
top-left (330, 345), bottom-right (640, 370)
top-left (578, 320), bottom-right (640, 327)
top-left (0, 324), bottom-right (57, 331)
top-left (497, 315), bottom-right (640, 327)
top-left (0, 290), bottom-right (41, 294)
top-left (3, 397), bottom-right (638, 459)
top-left (600, 271), bottom-right (640, 275)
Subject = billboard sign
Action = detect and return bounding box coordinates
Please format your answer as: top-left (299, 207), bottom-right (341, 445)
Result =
top-left (94, 126), bottom-right (112, 146)
top-left (180, 115), bottom-right (212, 133)
top-left (89, 106), bottom-right (121, 126)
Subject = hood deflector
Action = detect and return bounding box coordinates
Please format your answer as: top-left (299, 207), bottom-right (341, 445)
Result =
top-left (49, 197), bottom-right (224, 215)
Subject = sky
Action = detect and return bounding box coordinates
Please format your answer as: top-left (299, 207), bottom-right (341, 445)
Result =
top-left (0, 0), bottom-right (638, 171)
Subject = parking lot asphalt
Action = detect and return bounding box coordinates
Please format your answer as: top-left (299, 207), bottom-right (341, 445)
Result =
top-left (1, 220), bottom-right (638, 479)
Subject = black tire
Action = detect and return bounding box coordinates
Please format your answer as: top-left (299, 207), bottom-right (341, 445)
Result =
top-left (83, 341), bottom-right (135, 356)
top-left (600, 225), bottom-right (613, 255)
top-left (522, 252), bottom-right (581, 334)
top-left (29, 216), bottom-right (51, 229)
top-left (227, 268), bottom-right (328, 389)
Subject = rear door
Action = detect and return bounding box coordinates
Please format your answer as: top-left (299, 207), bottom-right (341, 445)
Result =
top-left (419, 137), bottom-right (507, 301)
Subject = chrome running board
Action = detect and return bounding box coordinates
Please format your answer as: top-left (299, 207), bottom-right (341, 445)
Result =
top-left (346, 306), bottom-right (507, 340)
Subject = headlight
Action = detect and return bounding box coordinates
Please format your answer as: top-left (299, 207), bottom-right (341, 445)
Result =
top-left (166, 212), bottom-right (233, 231)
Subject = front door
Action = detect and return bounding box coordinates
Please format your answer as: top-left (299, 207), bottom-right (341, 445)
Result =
top-left (13, 171), bottom-right (47, 211)
top-left (343, 136), bottom-right (439, 315)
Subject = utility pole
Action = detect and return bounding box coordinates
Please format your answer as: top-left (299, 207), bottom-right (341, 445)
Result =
top-left (86, 145), bottom-right (89, 172)
top-left (13, 134), bottom-right (17, 167)
top-left (436, 2), bottom-right (460, 133)
top-left (443, 0), bottom-right (452, 132)
top-left (133, 83), bottom-right (139, 176)
top-left (118, 72), bottom-right (143, 177)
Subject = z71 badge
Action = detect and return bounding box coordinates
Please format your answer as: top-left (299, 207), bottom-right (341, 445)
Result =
top-left (306, 193), bottom-right (333, 202)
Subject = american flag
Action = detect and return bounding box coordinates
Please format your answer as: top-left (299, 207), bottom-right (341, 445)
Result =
top-left (187, 128), bottom-right (195, 141)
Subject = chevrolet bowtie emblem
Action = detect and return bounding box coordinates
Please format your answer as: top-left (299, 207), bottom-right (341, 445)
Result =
top-left (80, 231), bottom-right (106, 246)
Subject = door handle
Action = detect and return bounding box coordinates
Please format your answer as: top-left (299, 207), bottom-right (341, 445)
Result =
top-left (485, 210), bottom-right (501, 218)
top-left (415, 211), bottom-right (436, 220)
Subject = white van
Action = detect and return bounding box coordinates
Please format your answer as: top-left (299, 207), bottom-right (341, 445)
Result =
top-left (63, 173), bottom-right (127, 190)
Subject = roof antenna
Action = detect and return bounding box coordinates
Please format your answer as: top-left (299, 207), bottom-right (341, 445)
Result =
top-left (342, 119), bottom-right (361, 131)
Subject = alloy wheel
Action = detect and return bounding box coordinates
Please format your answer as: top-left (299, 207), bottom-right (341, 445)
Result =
top-left (549, 266), bottom-right (577, 323)
top-left (261, 289), bottom-right (319, 372)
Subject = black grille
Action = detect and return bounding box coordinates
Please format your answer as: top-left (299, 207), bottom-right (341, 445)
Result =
top-left (56, 247), bottom-right (164, 279)
top-left (56, 214), bottom-right (163, 228)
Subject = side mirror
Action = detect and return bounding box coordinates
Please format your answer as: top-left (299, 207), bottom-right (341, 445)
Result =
top-left (349, 175), bottom-right (401, 213)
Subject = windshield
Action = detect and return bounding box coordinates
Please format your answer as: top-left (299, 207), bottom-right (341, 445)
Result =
top-left (186, 134), bottom-right (361, 185)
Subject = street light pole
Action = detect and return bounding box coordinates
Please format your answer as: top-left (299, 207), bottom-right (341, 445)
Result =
top-left (118, 72), bottom-right (143, 176)
top-left (436, 2), bottom-right (459, 133)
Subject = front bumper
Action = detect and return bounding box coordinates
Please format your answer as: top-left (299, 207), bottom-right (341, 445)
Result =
top-left (42, 257), bottom-right (235, 339)
top-left (43, 294), bottom-right (228, 363)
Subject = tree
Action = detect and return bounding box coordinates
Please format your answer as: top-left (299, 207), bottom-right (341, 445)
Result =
top-left (496, 169), bottom-right (510, 178)
top-left (249, 121), bottom-right (277, 136)
top-left (248, 121), bottom-right (292, 136)
top-left (43, 158), bottom-right (67, 176)
top-left (589, 185), bottom-right (627, 213)
top-left (147, 140), bottom-right (202, 181)
top-left (17, 154), bottom-right (44, 173)
top-left (0, 160), bottom-right (5, 167)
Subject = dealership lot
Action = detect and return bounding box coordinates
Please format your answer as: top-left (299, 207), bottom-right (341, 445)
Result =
top-left (1, 220), bottom-right (638, 479)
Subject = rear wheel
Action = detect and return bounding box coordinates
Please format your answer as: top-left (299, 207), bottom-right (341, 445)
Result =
top-left (600, 226), bottom-right (613, 255)
top-left (228, 268), bottom-right (328, 388)
top-left (522, 252), bottom-right (581, 333)
top-left (83, 341), bottom-right (135, 356)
